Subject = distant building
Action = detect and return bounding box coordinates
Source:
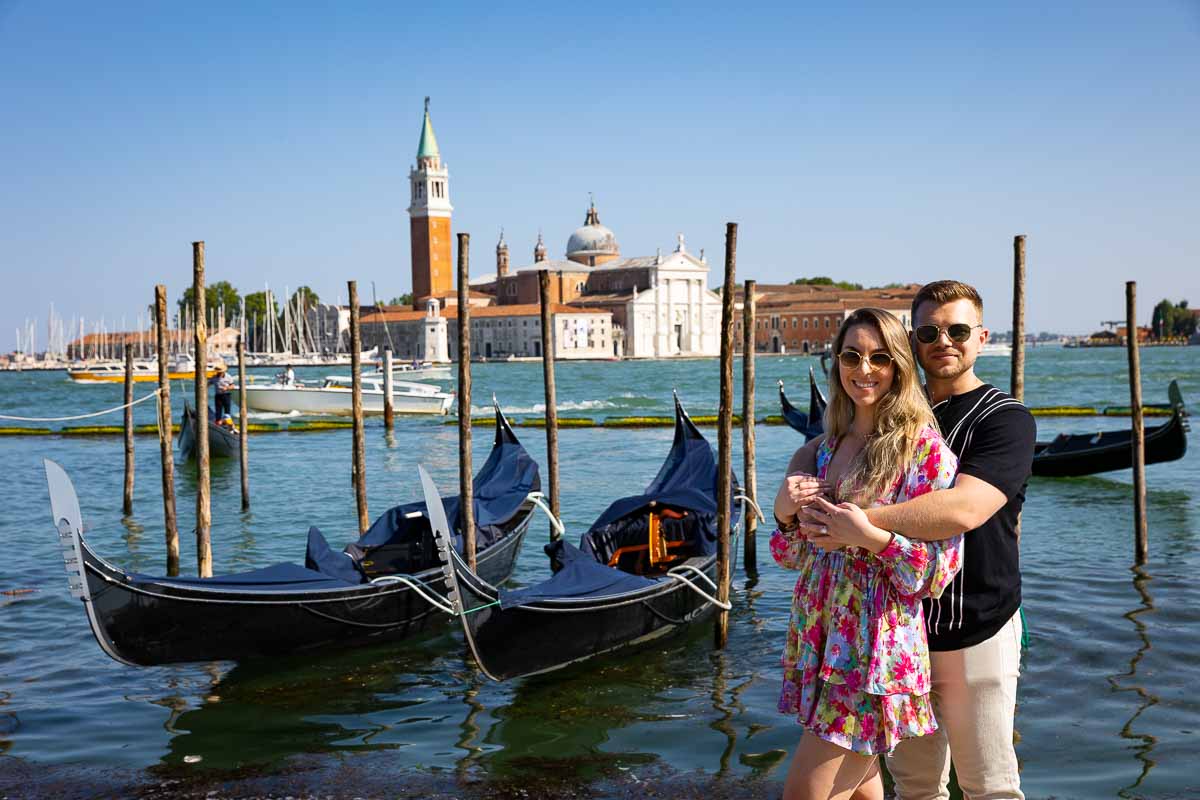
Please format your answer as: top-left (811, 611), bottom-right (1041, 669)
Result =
top-left (732, 283), bottom-right (920, 354)
top-left (475, 203), bottom-right (722, 358)
top-left (408, 98), bottom-right (453, 310)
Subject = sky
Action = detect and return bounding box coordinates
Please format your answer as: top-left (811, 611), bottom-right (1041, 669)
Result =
top-left (2, 1), bottom-right (1198, 351)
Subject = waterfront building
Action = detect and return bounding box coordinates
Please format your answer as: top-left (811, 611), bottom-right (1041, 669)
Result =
top-left (475, 202), bottom-right (722, 358)
top-left (360, 301), bottom-right (609, 361)
top-left (733, 283), bottom-right (919, 354)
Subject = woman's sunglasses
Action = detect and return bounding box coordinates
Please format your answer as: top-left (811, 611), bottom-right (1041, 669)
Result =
top-left (837, 349), bottom-right (895, 371)
top-left (914, 323), bottom-right (983, 344)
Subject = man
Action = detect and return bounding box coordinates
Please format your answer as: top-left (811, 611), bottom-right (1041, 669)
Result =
top-left (213, 363), bottom-right (235, 420)
top-left (800, 280), bottom-right (1035, 800)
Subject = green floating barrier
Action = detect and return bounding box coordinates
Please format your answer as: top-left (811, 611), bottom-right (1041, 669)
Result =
top-left (1103, 406), bottom-right (1173, 417)
top-left (246, 423), bottom-right (282, 432)
top-left (60, 425), bottom-right (125, 436)
top-left (762, 415), bottom-right (786, 425)
top-left (0, 427), bottom-right (52, 436)
top-left (516, 417), bottom-right (596, 428)
top-left (442, 417), bottom-right (498, 426)
top-left (287, 420), bottom-right (353, 431)
top-left (1029, 407), bottom-right (1098, 417)
top-left (602, 416), bottom-right (675, 428)
top-left (690, 414), bottom-right (744, 426)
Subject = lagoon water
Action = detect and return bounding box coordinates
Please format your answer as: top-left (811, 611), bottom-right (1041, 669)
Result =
top-left (1, 348), bottom-right (1197, 798)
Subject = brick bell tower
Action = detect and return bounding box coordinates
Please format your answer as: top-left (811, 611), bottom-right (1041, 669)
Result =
top-left (408, 97), bottom-right (453, 310)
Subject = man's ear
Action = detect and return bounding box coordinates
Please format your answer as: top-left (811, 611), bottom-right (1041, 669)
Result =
top-left (980, 327), bottom-right (990, 345)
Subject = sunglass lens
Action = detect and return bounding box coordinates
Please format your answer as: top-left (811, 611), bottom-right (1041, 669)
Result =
top-left (915, 325), bottom-right (938, 344)
top-left (868, 353), bottom-right (893, 369)
top-left (838, 351), bottom-right (861, 369)
top-left (948, 324), bottom-right (973, 342)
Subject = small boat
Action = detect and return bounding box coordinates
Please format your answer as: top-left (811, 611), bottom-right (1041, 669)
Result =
top-left (44, 405), bottom-right (547, 667)
top-left (178, 400), bottom-right (239, 460)
top-left (68, 355), bottom-right (223, 384)
top-left (1031, 381), bottom-right (1189, 478)
top-left (979, 342), bottom-right (1013, 357)
top-left (778, 367), bottom-right (827, 441)
top-left (425, 395), bottom-right (753, 682)
top-left (242, 375), bottom-right (454, 416)
top-left (371, 361), bottom-right (453, 382)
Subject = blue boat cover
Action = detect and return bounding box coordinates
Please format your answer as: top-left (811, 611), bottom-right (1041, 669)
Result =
top-left (132, 562), bottom-right (357, 592)
top-left (580, 396), bottom-right (739, 561)
top-left (500, 397), bottom-right (737, 609)
top-left (306, 407), bottom-right (539, 582)
top-left (499, 539), bottom-right (658, 608)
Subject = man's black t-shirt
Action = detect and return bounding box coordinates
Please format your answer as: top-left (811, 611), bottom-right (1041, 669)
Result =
top-left (926, 383), bottom-right (1036, 651)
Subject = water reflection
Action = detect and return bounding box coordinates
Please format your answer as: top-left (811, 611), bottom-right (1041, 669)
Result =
top-left (1109, 565), bottom-right (1159, 798)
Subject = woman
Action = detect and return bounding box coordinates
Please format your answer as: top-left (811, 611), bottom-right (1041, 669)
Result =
top-left (771, 308), bottom-right (962, 800)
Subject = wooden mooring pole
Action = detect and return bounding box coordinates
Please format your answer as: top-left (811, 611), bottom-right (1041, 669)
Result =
top-left (383, 346), bottom-right (395, 431)
top-left (1011, 235), bottom-right (1026, 402)
top-left (457, 233), bottom-right (476, 571)
top-left (237, 335), bottom-right (249, 511)
top-left (538, 269), bottom-right (561, 540)
top-left (715, 222), bottom-right (737, 648)
top-left (193, 241), bottom-right (212, 578)
top-left (741, 279), bottom-right (757, 577)
top-left (348, 280), bottom-right (369, 533)
top-left (154, 285), bottom-right (179, 575)
top-left (1126, 281), bottom-right (1148, 564)
top-left (123, 344), bottom-right (135, 515)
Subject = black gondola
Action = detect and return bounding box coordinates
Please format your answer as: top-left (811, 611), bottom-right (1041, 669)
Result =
top-left (778, 367), bottom-right (827, 441)
top-left (423, 395), bottom-right (746, 682)
top-left (178, 399), bottom-right (239, 460)
top-left (45, 405), bottom-right (546, 667)
top-left (780, 372), bottom-right (1189, 479)
top-left (1031, 380), bottom-right (1188, 478)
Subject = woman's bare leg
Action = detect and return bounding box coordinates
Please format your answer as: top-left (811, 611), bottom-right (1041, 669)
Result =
top-left (783, 731), bottom-right (878, 800)
top-left (850, 757), bottom-right (883, 800)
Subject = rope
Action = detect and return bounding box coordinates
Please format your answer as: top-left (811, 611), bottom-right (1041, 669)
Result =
top-left (0, 388), bottom-right (162, 422)
top-left (666, 564), bottom-right (732, 610)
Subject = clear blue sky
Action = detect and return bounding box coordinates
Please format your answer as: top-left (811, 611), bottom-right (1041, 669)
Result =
top-left (2, 1), bottom-right (1198, 350)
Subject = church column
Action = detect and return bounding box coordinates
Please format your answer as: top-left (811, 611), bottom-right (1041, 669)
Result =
top-left (654, 274), bottom-right (664, 357)
top-left (688, 278), bottom-right (701, 352)
top-left (666, 277), bottom-right (675, 355)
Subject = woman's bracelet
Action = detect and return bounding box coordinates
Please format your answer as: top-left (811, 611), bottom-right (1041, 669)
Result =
top-left (774, 513), bottom-right (800, 533)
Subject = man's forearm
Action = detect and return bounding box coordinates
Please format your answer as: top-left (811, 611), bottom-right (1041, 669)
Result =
top-left (865, 489), bottom-right (973, 542)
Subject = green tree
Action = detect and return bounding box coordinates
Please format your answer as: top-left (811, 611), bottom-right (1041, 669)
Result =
top-left (388, 293), bottom-right (414, 307)
top-left (290, 286), bottom-right (320, 314)
top-left (1151, 298), bottom-right (1196, 339)
top-left (243, 291), bottom-right (280, 351)
top-left (178, 281), bottom-right (241, 326)
top-left (792, 276), bottom-right (864, 291)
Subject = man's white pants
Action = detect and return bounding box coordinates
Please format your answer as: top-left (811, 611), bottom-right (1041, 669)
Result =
top-left (886, 612), bottom-right (1024, 800)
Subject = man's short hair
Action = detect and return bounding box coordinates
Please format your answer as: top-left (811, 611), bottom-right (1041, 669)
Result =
top-left (912, 280), bottom-right (983, 321)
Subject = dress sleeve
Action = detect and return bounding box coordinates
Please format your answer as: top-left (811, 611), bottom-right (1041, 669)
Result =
top-left (875, 429), bottom-right (963, 598)
top-left (770, 527), bottom-right (810, 571)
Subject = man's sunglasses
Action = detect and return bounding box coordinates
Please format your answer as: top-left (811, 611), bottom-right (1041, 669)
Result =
top-left (914, 323), bottom-right (983, 345)
top-left (837, 349), bottom-right (895, 371)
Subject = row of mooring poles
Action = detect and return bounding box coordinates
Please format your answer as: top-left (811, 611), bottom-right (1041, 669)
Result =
top-left (1008, 237), bottom-right (1147, 565)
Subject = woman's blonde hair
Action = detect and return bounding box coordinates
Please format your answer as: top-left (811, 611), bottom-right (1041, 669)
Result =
top-left (825, 307), bottom-right (935, 504)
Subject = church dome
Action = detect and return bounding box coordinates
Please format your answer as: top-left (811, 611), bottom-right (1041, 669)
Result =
top-left (566, 200), bottom-right (619, 263)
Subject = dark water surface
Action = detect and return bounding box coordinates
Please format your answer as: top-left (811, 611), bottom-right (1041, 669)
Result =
top-left (1, 348), bottom-right (1197, 798)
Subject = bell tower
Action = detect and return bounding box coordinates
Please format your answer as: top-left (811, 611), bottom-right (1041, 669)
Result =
top-left (408, 97), bottom-right (453, 310)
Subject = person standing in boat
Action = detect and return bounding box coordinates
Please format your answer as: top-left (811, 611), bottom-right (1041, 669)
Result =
top-left (772, 307), bottom-right (963, 798)
top-left (213, 363), bottom-right (235, 421)
top-left (799, 281), bottom-right (1036, 800)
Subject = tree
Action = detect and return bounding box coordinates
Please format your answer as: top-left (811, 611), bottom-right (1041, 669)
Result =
top-left (388, 293), bottom-right (414, 307)
top-left (290, 286), bottom-right (320, 314)
top-left (792, 276), bottom-right (864, 291)
top-left (178, 281), bottom-right (241, 327)
top-left (1150, 298), bottom-right (1196, 339)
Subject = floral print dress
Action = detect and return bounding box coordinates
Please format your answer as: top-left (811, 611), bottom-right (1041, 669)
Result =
top-left (770, 425), bottom-right (962, 756)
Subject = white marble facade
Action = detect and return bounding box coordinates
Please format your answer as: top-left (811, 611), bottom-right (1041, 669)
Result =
top-left (621, 238), bottom-right (722, 358)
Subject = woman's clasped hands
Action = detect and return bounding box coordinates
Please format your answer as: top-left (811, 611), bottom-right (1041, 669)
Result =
top-left (779, 472), bottom-right (893, 554)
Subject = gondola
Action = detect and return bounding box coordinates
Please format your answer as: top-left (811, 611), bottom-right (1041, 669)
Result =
top-left (778, 367), bottom-right (827, 441)
top-left (45, 404), bottom-right (550, 667)
top-left (178, 400), bottom-right (239, 460)
top-left (1031, 380), bottom-right (1188, 478)
top-left (424, 395), bottom-right (754, 682)
top-left (781, 372), bottom-right (1189, 479)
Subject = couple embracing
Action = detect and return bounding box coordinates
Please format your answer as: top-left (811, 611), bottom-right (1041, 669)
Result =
top-left (771, 281), bottom-right (1036, 800)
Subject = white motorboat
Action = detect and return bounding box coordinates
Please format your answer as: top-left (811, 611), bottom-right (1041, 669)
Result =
top-left (241, 375), bottom-right (454, 416)
top-left (979, 343), bottom-right (1013, 357)
top-left (370, 361), bottom-right (453, 381)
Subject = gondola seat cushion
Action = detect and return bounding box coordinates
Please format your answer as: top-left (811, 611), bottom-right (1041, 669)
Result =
top-left (133, 561), bottom-right (358, 591)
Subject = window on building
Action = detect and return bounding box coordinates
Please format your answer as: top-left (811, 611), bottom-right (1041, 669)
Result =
top-left (825, 317), bottom-right (831, 328)
top-left (803, 318), bottom-right (809, 329)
